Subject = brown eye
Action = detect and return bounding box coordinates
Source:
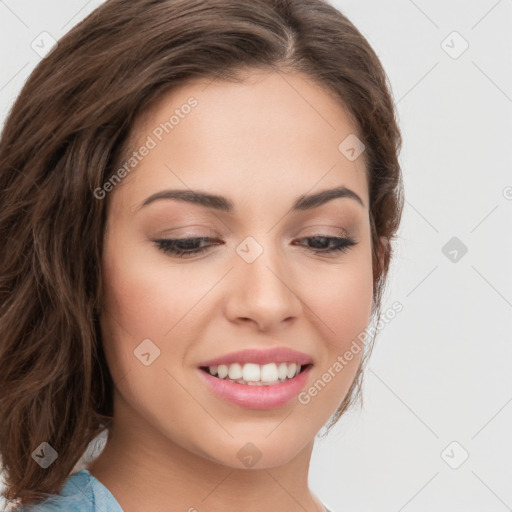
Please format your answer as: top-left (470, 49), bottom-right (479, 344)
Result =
top-left (154, 237), bottom-right (220, 258)
top-left (293, 236), bottom-right (357, 255)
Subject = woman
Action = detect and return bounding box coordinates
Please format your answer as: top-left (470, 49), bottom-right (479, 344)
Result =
top-left (0, 0), bottom-right (404, 510)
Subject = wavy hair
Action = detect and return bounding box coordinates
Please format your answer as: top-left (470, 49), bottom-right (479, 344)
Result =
top-left (0, 0), bottom-right (403, 505)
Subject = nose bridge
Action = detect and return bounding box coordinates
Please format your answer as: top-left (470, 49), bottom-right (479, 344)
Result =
top-left (226, 232), bottom-right (302, 328)
top-left (242, 236), bottom-right (287, 293)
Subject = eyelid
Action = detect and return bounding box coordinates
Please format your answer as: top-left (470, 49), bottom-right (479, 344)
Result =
top-left (155, 225), bottom-right (219, 237)
top-left (297, 225), bottom-right (351, 237)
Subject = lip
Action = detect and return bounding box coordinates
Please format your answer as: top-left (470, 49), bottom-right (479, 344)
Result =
top-left (198, 347), bottom-right (314, 367)
top-left (197, 364), bottom-right (313, 409)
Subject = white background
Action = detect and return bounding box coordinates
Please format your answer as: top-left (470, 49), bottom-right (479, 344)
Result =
top-left (1, 1), bottom-right (511, 511)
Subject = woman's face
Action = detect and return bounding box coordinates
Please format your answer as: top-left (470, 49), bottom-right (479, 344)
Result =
top-left (101, 69), bottom-right (378, 469)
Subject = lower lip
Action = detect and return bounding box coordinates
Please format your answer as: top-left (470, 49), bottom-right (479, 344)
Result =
top-left (197, 365), bottom-right (313, 409)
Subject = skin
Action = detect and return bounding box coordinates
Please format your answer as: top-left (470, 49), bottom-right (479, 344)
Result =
top-left (88, 68), bottom-right (385, 512)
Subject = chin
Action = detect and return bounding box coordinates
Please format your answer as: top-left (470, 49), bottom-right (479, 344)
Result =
top-left (189, 430), bottom-right (313, 470)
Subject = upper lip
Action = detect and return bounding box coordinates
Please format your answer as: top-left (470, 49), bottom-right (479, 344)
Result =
top-left (198, 347), bottom-right (314, 367)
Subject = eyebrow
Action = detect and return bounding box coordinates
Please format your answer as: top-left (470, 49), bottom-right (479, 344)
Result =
top-left (137, 185), bottom-right (365, 213)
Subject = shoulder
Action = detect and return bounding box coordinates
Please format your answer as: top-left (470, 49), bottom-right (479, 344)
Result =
top-left (13, 469), bottom-right (122, 512)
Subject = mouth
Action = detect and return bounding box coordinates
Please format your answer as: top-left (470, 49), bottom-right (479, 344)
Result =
top-left (196, 347), bottom-right (314, 408)
top-left (197, 362), bottom-right (314, 409)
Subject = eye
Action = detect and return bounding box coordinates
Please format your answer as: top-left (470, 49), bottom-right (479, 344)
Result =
top-left (153, 237), bottom-right (217, 258)
top-left (293, 235), bottom-right (357, 255)
top-left (153, 235), bottom-right (357, 258)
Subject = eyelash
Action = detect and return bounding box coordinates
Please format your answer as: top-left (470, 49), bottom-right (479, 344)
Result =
top-left (153, 235), bottom-right (357, 258)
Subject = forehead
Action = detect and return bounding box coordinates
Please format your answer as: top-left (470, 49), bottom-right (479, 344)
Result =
top-left (112, 69), bottom-right (368, 214)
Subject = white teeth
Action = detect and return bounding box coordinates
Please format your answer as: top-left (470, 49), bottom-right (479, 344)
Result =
top-left (277, 362), bottom-right (288, 380)
top-left (260, 363), bottom-right (278, 383)
top-left (286, 363), bottom-right (297, 379)
top-left (207, 362), bottom-right (306, 385)
top-left (217, 364), bottom-right (228, 379)
top-left (227, 363), bottom-right (243, 380)
top-left (242, 363), bottom-right (260, 382)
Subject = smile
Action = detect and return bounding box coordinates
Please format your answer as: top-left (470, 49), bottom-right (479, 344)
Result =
top-left (197, 363), bottom-right (313, 409)
top-left (200, 362), bottom-right (312, 386)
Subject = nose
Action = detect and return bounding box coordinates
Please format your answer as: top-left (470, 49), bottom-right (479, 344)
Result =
top-left (224, 241), bottom-right (303, 332)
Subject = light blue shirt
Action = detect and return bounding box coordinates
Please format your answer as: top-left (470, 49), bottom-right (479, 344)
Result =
top-left (14, 468), bottom-right (334, 511)
top-left (14, 469), bottom-right (123, 511)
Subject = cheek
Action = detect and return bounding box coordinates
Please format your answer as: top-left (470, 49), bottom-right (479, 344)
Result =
top-left (99, 234), bottom-right (174, 381)
top-left (331, 268), bottom-right (373, 342)
top-left (99, 233), bottom-right (216, 390)
top-left (98, 242), bottom-right (200, 434)
top-left (101, 235), bottom-right (192, 339)
top-left (302, 248), bottom-right (374, 350)
top-left (296, 256), bottom-right (373, 415)
top-left (294, 270), bottom-right (373, 428)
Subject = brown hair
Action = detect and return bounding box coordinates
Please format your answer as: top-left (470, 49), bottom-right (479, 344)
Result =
top-left (0, 0), bottom-right (403, 506)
